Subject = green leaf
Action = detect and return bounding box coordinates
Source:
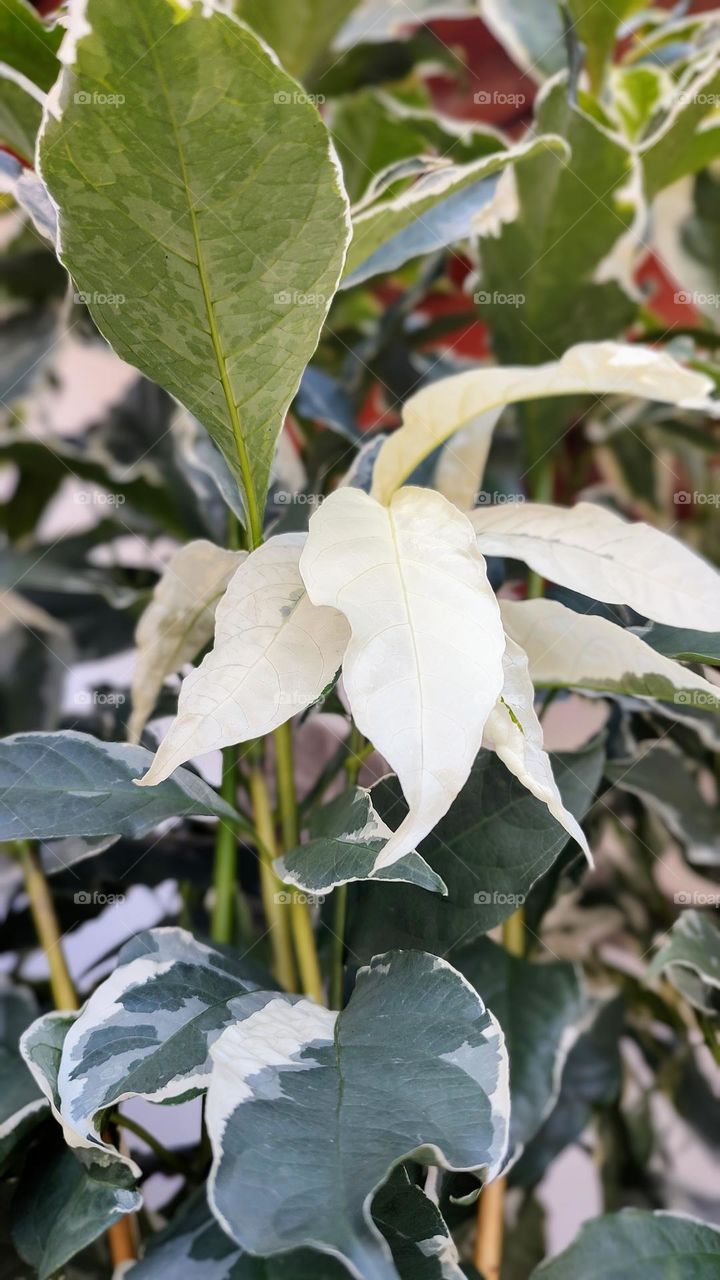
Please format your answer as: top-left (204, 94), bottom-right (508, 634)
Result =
top-left (331, 88), bottom-right (502, 202)
top-left (207, 951), bottom-right (509, 1279)
top-left (606, 743), bottom-right (720, 867)
top-left (0, 984), bottom-right (47, 1169)
top-left (12, 1144), bottom-right (140, 1280)
top-left (647, 910), bottom-right (720, 1015)
top-left (451, 938), bottom-right (584, 1161)
top-left (234, 0), bottom-right (360, 80)
top-left (342, 135), bottom-right (567, 287)
top-left (632, 622), bottom-right (720, 665)
top-left (513, 997), bottom-right (622, 1189)
top-left (529, 1209), bottom-right (720, 1279)
top-left (568, 0), bottom-right (644, 93)
top-left (276, 787), bottom-right (448, 895)
top-left (22, 928), bottom-right (270, 1161)
top-left (132, 1173), bottom-right (465, 1280)
top-left (39, 0), bottom-right (350, 540)
top-left (349, 742), bottom-right (604, 959)
top-left (0, 0), bottom-right (60, 92)
top-left (641, 63), bottom-right (720, 197)
top-left (479, 78), bottom-right (637, 412)
top-left (0, 730), bottom-right (238, 840)
top-left (0, 68), bottom-right (44, 165)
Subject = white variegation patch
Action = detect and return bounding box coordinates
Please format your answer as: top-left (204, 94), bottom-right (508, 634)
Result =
top-left (473, 501), bottom-right (720, 630)
top-left (300, 487), bottom-right (506, 866)
top-left (501, 598), bottom-right (720, 708)
top-left (484, 637), bottom-right (591, 860)
top-left (139, 535), bottom-right (349, 785)
top-left (128, 541), bottom-right (246, 744)
top-left (371, 341), bottom-right (718, 504)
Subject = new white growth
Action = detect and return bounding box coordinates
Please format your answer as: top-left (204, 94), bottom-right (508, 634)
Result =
top-left (140, 342), bottom-right (720, 867)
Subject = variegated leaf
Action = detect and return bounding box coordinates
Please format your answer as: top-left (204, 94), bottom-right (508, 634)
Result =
top-left (0, 731), bottom-right (237, 841)
top-left (472, 502), bottom-right (720, 630)
top-left (371, 342), bottom-right (717, 505)
top-left (139, 535), bottom-right (349, 785)
top-left (300, 486), bottom-right (506, 866)
top-left (484, 637), bottom-right (590, 858)
top-left (22, 928), bottom-right (270, 1168)
top-left (0, 983), bottom-right (47, 1169)
top-left (207, 951), bottom-right (509, 1280)
top-left (129, 541), bottom-right (246, 744)
top-left (647, 910), bottom-right (720, 1015)
top-left (501, 599), bottom-right (720, 710)
top-left (276, 787), bottom-right (447, 895)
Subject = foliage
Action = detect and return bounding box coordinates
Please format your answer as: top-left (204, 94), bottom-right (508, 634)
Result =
top-left (0, 1), bottom-right (719, 1277)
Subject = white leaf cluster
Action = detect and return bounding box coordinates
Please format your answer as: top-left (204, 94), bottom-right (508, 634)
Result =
top-left (139, 342), bottom-right (720, 867)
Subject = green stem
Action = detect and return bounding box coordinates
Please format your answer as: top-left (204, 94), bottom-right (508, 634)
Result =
top-left (275, 721), bottom-right (325, 1005)
top-left (526, 456), bottom-right (554, 599)
top-left (210, 748), bottom-right (241, 944)
top-left (111, 1113), bottom-right (187, 1175)
top-left (18, 840), bottom-right (77, 1010)
top-left (248, 755), bottom-right (297, 992)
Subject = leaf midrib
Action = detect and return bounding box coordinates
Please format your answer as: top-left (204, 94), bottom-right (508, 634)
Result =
top-left (132, 1), bottom-right (262, 546)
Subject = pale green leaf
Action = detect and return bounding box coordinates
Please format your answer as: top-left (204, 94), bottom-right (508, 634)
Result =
top-left (647, 910), bottom-right (720, 1015)
top-left (39, 0), bottom-right (350, 537)
top-left (234, 0), bottom-right (360, 80)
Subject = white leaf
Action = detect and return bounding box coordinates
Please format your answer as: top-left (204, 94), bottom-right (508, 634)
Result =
top-left (501, 598), bottom-right (720, 709)
top-left (128, 541), bottom-right (246, 745)
top-left (138, 534), bottom-right (349, 786)
top-left (300, 486), bottom-right (506, 865)
top-left (432, 407), bottom-right (502, 512)
top-left (371, 341), bottom-right (718, 504)
top-left (484, 637), bottom-right (591, 860)
top-left (472, 501), bottom-right (720, 630)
